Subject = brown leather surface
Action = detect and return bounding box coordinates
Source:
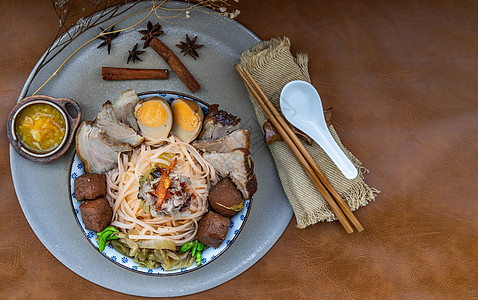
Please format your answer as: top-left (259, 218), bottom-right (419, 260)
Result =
top-left (1, 0), bottom-right (477, 299)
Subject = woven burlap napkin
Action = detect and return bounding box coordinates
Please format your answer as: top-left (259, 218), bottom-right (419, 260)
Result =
top-left (239, 37), bottom-right (379, 229)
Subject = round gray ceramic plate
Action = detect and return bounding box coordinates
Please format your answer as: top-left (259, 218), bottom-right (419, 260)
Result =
top-left (10, 1), bottom-right (293, 297)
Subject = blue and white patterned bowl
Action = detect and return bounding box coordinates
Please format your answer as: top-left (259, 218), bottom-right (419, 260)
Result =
top-left (69, 91), bottom-right (251, 276)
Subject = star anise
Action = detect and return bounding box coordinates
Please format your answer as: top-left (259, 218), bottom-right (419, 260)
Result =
top-left (97, 26), bottom-right (120, 55)
top-left (138, 21), bottom-right (164, 49)
top-left (176, 34), bottom-right (204, 60)
top-left (127, 43), bottom-right (145, 64)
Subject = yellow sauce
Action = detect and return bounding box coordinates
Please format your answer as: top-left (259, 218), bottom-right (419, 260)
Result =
top-left (15, 103), bottom-right (66, 153)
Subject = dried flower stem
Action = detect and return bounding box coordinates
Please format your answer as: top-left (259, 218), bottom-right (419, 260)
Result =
top-left (33, 5), bottom-right (156, 95)
top-left (31, 0), bottom-right (240, 95)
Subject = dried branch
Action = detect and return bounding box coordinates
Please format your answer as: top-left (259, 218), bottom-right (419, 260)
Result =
top-left (28, 0), bottom-right (241, 95)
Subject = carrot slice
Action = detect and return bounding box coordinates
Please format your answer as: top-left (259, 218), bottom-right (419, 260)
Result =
top-left (154, 158), bottom-right (177, 210)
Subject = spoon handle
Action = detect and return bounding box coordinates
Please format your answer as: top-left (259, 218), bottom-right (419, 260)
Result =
top-left (307, 124), bottom-right (358, 180)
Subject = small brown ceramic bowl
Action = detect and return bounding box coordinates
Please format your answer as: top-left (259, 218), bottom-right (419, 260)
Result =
top-left (7, 95), bottom-right (81, 163)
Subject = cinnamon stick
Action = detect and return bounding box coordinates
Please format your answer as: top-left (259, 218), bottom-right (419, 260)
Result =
top-left (102, 67), bottom-right (169, 81)
top-left (149, 37), bottom-right (200, 93)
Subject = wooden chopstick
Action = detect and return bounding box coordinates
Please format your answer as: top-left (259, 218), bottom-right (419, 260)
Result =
top-left (239, 66), bottom-right (364, 233)
top-left (235, 65), bottom-right (357, 234)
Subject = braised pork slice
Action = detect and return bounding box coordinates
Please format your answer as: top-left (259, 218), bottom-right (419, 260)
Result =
top-left (202, 148), bottom-right (257, 200)
top-left (76, 122), bottom-right (125, 173)
top-left (94, 101), bottom-right (144, 147)
top-left (193, 129), bottom-right (250, 153)
top-left (113, 89), bottom-right (139, 131)
top-left (198, 104), bottom-right (241, 140)
top-left (76, 100), bottom-right (143, 174)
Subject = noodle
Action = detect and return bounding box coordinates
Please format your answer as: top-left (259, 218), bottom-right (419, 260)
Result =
top-left (106, 135), bottom-right (218, 251)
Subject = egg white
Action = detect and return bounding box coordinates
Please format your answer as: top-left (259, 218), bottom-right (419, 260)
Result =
top-left (134, 97), bottom-right (173, 140)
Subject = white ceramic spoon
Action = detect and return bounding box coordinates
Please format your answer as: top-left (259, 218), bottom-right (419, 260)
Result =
top-left (280, 80), bottom-right (358, 179)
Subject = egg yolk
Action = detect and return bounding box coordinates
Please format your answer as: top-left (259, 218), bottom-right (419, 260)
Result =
top-left (136, 100), bottom-right (168, 127)
top-left (172, 100), bottom-right (200, 132)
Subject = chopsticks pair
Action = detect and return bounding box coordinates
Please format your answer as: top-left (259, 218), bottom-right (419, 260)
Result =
top-left (234, 65), bottom-right (363, 234)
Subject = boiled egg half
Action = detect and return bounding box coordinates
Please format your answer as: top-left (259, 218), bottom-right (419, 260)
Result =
top-left (171, 98), bottom-right (204, 143)
top-left (134, 97), bottom-right (172, 139)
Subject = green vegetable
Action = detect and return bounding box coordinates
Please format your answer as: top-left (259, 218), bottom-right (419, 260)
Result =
top-left (138, 164), bottom-right (158, 188)
top-left (196, 251), bottom-right (202, 266)
top-left (106, 232), bottom-right (120, 241)
top-left (191, 240), bottom-right (198, 257)
top-left (98, 226), bottom-right (119, 236)
top-left (139, 199), bottom-right (150, 214)
top-left (180, 241), bottom-right (194, 253)
top-left (98, 232), bottom-right (109, 252)
top-left (97, 226), bottom-right (120, 252)
top-left (180, 240), bottom-right (205, 266)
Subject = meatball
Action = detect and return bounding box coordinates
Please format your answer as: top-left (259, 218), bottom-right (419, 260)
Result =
top-left (196, 211), bottom-right (230, 248)
top-left (79, 197), bottom-right (112, 232)
top-left (74, 173), bottom-right (107, 201)
top-left (208, 178), bottom-right (244, 217)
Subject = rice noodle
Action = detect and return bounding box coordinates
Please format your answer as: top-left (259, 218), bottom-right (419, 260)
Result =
top-left (106, 135), bottom-right (218, 247)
